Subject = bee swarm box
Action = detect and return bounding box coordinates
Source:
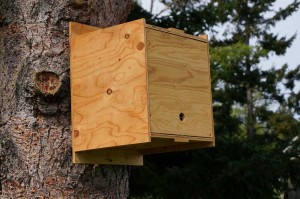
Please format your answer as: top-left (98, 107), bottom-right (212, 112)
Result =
top-left (70, 19), bottom-right (214, 165)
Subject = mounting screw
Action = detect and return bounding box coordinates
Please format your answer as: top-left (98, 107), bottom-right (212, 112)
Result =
top-left (124, 34), bottom-right (130, 39)
top-left (107, 88), bottom-right (113, 95)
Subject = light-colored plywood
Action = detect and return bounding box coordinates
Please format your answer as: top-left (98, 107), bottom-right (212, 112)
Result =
top-left (198, 34), bottom-right (208, 40)
top-left (146, 24), bottom-right (208, 42)
top-left (167, 28), bottom-right (185, 34)
top-left (74, 138), bottom-right (213, 164)
top-left (206, 41), bottom-right (215, 144)
top-left (151, 132), bottom-right (214, 142)
top-left (75, 149), bottom-right (143, 165)
top-left (70, 20), bottom-right (214, 165)
top-left (146, 28), bottom-right (213, 137)
top-left (70, 19), bottom-right (150, 152)
top-left (70, 22), bottom-right (102, 163)
top-left (174, 137), bottom-right (189, 142)
top-left (88, 137), bottom-right (214, 155)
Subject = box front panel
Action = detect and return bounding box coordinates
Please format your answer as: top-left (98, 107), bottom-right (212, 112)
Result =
top-left (70, 19), bottom-right (150, 152)
top-left (147, 28), bottom-right (213, 137)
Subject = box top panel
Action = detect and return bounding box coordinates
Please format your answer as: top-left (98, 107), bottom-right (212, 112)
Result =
top-left (146, 24), bottom-right (208, 43)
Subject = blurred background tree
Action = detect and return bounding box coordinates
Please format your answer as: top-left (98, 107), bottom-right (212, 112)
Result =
top-left (128, 1), bottom-right (300, 199)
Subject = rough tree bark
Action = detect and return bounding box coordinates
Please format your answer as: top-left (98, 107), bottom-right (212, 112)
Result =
top-left (0, 0), bottom-right (132, 198)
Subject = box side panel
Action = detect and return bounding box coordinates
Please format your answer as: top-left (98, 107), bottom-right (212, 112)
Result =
top-left (206, 43), bottom-right (215, 141)
top-left (146, 28), bottom-right (213, 137)
top-left (70, 22), bottom-right (102, 162)
top-left (70, 19), bottom-right (150, 152)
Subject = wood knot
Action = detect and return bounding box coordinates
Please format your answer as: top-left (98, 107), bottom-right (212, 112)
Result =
top-left (107, 88), bottom-right (113, 95)
top-left (137, 42), bottom-right (144, 50)
top-left (35, 71), bottom-right (61, 96)
top-left (73, 0), bottom-right (88, 8)
top-left (124, 34), bottom-right (130, 39)
top-left (74, 130), bottom-right (80, 138)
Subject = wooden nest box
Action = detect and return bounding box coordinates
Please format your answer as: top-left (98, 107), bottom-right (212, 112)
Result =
top-left (70, 19), bottom-right (214, 166)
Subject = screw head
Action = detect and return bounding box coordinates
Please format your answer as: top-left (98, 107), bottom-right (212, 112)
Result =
top-left (125, 34), bottom-right (130, 39)
top-left (107, 88), bottom-right (113, 95)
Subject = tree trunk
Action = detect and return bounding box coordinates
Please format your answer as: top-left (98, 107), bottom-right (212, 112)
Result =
top-left (244, 28), bottom-right (255, 140)
top-left (0, 0), bottom-right (132, 198)
top-left (246, 87), bottom-right (255, 139)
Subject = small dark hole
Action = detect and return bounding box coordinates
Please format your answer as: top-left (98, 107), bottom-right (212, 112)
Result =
top-left (179, 113), bottom-right (185, 121)
top-left (107, 88), bottom-right (113, 95)
top-left (124, 34), bottom-right (130, 39)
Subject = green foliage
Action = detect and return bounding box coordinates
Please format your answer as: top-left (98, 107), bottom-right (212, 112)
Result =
top-left (128, 0), bottom-right (300, 198)
top-left (131, 135), bottom-right (300, 199)
top-left (128, 0), bottom-right (218, 34)
top-left (127, 2), bottom-right (155, 24)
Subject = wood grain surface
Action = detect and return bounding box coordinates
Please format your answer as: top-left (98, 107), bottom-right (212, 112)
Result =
top-left (102, 137), bottom-right (215, 155)
top-left (75, 149), bottom-right (143, 165)
top-left (70, 20), bottom-right (214, 165)
top-left (146, 24), bottom-right (208, 42)
top-left (146, 28), bottom-right (214, 138)
top-left (70, 19), bottom-right (150, 152)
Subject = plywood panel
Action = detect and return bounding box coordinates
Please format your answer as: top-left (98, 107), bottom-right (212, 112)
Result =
top-left (70, 19), bottom-right (150, 152)
top-left (141, 141), bottom-right (215, 155)
top-left (70, 22), bottom-right (102, 163)
top-left (75, 149), bottom-right (143, 165)
top-left (74, 137), bottom-right (213, 165)
top-left (146, 28), bottom-right (213, 137)
top-left (146, 24), bottom-right (208, 42)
